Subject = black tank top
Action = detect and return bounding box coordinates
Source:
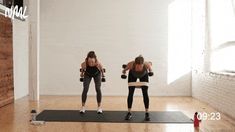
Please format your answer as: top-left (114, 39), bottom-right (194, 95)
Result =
top-left (85, 65), bottom-right (100, 77)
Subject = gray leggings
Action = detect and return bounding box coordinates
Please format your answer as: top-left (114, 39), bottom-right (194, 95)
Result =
top-left (82, 73), bottom-right (102, 104)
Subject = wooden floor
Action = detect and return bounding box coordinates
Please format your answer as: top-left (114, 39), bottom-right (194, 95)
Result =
top-left (0, 96), bottom-right (235, 132)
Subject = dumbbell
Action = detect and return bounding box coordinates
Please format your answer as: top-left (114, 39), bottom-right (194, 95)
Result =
top-left (121, 74), bottom-right (127, 79)
top-left (101, 77), bottom-right (106, 82)
top-left (80, 68), bottom-right (106, 82)
top-left (122, 65), bottom-right (154, 77)
top-left (148, 72), bottom-right (154, 76)
top-left (121, 64), bottom-right (127, 79)
top-left (80, 68), bottom-right (85, 72)
top-left (80, 68), bottom-right (84, 82)
top-left (102, 68), bottom-right (106, 82)
top-left (122, 64), bottom-right (127, 69)
top-left (80, 77), bottom-right (105, 82)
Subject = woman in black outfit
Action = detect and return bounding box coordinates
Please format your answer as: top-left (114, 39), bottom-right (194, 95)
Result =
top-left (122, 55), bottom-right (153, 121)
top-left (80, 51), bottom-right (105, 114)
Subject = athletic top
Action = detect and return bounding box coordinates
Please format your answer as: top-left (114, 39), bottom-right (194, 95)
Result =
top-left (85, 65), bottom-right (100, 77)
top-left (130, 63), bottom-right (148, 78)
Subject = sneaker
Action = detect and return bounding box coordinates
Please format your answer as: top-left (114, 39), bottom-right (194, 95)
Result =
top-left (145, 112), bottom-right (150, 121)
top-left (125, 112), bottom-right (132, 120)
top-left (97, 107), bottom-right (103, 114)
top-left (80, 106), bottom-right (85, 114)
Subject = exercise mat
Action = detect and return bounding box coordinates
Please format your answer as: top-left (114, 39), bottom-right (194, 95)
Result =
top-left (36, 110), bottom-right (193, 123)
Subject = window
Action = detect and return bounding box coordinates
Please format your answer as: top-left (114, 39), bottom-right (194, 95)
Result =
top-left (208, 0), bottom-right (235, 73)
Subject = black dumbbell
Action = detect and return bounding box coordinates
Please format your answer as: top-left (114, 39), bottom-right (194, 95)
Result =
top-left (121, 64), bottom-right (127, 79)
top-left (122, 64), bottom-right (127, 69)
top-left (80, 68), bottom-right (84, 82)
top-left (101, 77), bottom-right (106, 82)
top-left (80, 68), bottom-right (84, 72)
top-left (121, 74), bottom-right (127, 79)
top-left (101, 68), bottom-right (106, 82)
top-left (148, 72), bottom-right (154, 76)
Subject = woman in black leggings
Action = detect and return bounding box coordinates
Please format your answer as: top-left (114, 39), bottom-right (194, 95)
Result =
top-left (80, 51), bottom-right (105, 114)
top-left (122, 55), bottom-right (153, 121)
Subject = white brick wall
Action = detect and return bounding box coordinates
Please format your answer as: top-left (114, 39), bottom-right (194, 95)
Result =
top-left (191, 0), bottom-right (235, 119)
top-left (192, 71), bottom-right (235, 119)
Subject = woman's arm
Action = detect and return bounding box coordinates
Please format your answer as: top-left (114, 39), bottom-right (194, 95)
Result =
top-left (96, 61), bottom-right (105, 77)
top-left (80, 61), bottom-right (86, 77)
top-left (145, 61), bottom-right (153, 72)
top-left (122, 61), bottom-right (134, 74)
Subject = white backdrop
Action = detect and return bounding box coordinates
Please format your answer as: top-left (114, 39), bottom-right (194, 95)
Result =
top-left (40, 0), bottom-right (192, 96)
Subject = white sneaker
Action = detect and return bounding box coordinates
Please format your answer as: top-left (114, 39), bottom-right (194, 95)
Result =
top-left (80, 106), bottom-right (85, 114)
top-left (97, 107), bottom-right (103, 114)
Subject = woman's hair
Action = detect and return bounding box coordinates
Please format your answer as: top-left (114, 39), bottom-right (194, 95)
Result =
top-left (86, 51), bottom-right (97, 61)
top-left (135, 55), bottom-right (144, 64)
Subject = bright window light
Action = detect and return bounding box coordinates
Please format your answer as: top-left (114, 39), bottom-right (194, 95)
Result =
top-left (208, 0), bottom-right (235, 72)
top-left (167, 0), bottom-right (191, 84)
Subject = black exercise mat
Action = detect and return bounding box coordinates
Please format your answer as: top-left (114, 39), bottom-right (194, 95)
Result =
top-left (36, 110), bottom-right (193, 123)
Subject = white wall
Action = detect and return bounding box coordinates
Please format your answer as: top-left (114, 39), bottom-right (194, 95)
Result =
top-left (13, 19), bottom-right (29, 100)
top-left (40, 0), bottom-right (192, 96)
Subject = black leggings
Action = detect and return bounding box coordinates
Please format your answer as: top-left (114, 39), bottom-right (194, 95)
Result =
top-left (82, 73), bottom-right (102, 104)
top-left (127, 71), bottom-right (149, 109)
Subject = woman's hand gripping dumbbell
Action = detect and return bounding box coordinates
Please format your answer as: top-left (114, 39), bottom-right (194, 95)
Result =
top-left (101, 68), bottom-right (106, 82)
top-left (121, 64), bottom-right (127, 79)
top-left (121, 63), bottom-right (153, 79)
top-left (80, 68), bottom-right (106, 82)
top-left (147, 61), bottom-right (154, 76)
top-left (80, 68), bottom-right (85, 82)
